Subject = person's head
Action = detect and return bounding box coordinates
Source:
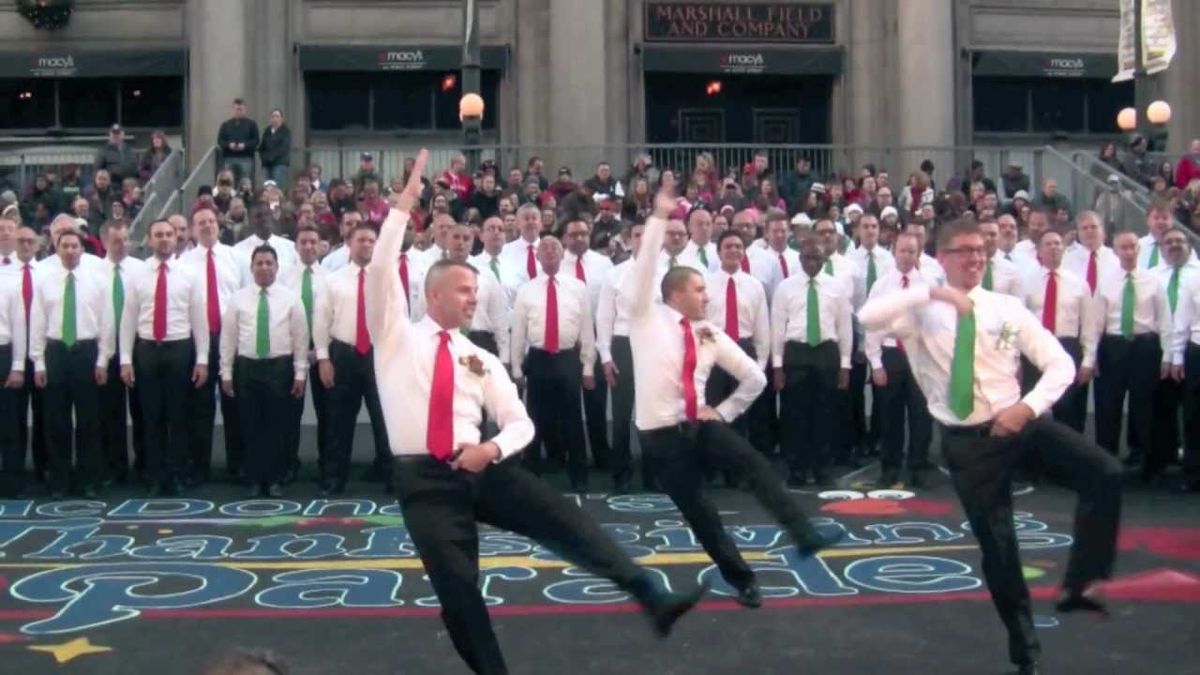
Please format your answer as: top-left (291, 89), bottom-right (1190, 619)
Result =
top-left (147, 219), bottom-right (178, 259)
top-left (1162, 227), bottom-right (1191, 267)
top-left (1026, 209), bottom-right (1048, 241)
top-left (660, 267), bottom-right (706, 321)
top-left (232, 98), bottom-right (247, 118)
top-left (663, 219), bottom-right (688, 256)
top-left (1147, 200), bottom-right (1172, 239)
top-left (516, 204), bottom-right (541, 241)
top-left (479, 216), bottom-right (505, 254)
top-left (95, 169), bottom-right (111, 190)
top-left (536, 234), bottom-right (564, 275)
top-left (167, 213), bottom-right (188, 247)
top-left (1074, 211), bottom-right (1105, 250)
top-left (995, 214), bottom-right (1018, 252)
top-left (48, 214), bottom-right (75, 246)
top-left (423, 260), bottom-right (479, 330)
top-left (0, 216), bottom-right (15, 254)
top-left (715, 229), bottom-right (745, 272)
top-left (102, 221), bottom-right (131, 260)
top-left (562, 218), bottom-right (591, 257)
top-left (295, 225), bottom-right (321, 266)
top-left (1038, 229), bottom-right (1064, 269)
top-left (250, 246), bottom-right (279, 288)
top-left (150, 129), bottom-right (167, 151)
top-left (449, 153), bottom-right (466, 174)
top-left (1114, 231), bottom-right (1139, 270)
top-left (348, 223), bottom-right (377, 266)
top-left (446, 223), bottom-right (475, 262)
top-left (936, 219), bottom-right (985, 290)
top-left (501, 213), bottom-right (517, 240)
top-left (812, 218), bottom-right (839, 256)
top-left (192, 208), bottom-right (220, 247)
top-left (54, 229), bottom-right (83, 269)
top-left (687, 208), bottom-right (713, 245)
top-left (731, 209), bottom-right (757, 242)
top-left (858, 214), bottom-right (881, 248)
top-left (978, 219), bottom-right (1000, 258)
top-left (795, 233), bottom-right (824, 278)
top-left (625, 220), bottom-right (646, 257)
top-left (429, 213), bottom-right (455, 249)
top-left (339, 210), bottom-right (363, 241)
top-left (594, 162), bottom-right (611, 182)
top-left (108, 123), bottom-right (124, 145)
top-left (1041, 178), bottom-right (1057, 197)
top-left (893, 232), bottom-right (920, 274)
top-left (71, 196), bottom-right (88, 217)
top-left (269, 108), bottom-right (283, 128)
top-left (541, 208), bottom-right (555, 229)
top-left (764, 212), bottom-right (789, 251)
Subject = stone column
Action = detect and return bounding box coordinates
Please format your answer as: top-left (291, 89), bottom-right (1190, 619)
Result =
top-left (547, 0), bottom-right (608, 173)
top-left (186, 0), bottom-right (251, 166)
top-left (1162, 0), bottom-right (1199, 154)
top-left (895, 0), bottom-right (956, 174)
top-left (845, 0), bottom-right (893, 172)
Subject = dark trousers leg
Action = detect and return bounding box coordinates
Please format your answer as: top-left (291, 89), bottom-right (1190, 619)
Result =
top-left (0, 346), bottom-right (23, 496)
top-left (210, 335), bottom-right (243, 478)
top-left (521, 354), bottom-right (548, 470)
top-left (187, 343), bottom-right (217, 482)
top-left (878, 350), bottom-right (907, 473)
top-left (1126, 339), bottom-right (1161, 464)
top-left (609, 337), bottom-right (635, 481)
top-left (17, 357), bottom-right (46, 479)
top-left (1150, 377), bottom-right (1182, 478)
top-left (554, 351), bottom-right (587, 484)
top-left (746, 373), bottom-right (778, 456)
top-left (781, 342), bottom-right (838, 479)
top-left (237, 358), bottom-right (292, 486)
top-left (843, 354), bottom-right (868, 454)
top-left (362, 350), bottom-right (392, 477)
top-left (308, 361), bottom-right (330, 476)
top-left (1093, 337), bottom-right (1131, 456)
top-left (640, 427), bottom-right (755, 588)
top-left (582, 353), bottom-right (610, 469)
top-left (1025, 340), bottom-right (1087, 433)
top-left (99, 356), bottom-right (130, 482)
top-left (905, 371), bottom-right (933, 470)
top-left (43, 341), bottom-right (102, 494)
top-left (323, 342), bottom-right (365, 487)
top-left (136, 339), bottom-right (192, 484)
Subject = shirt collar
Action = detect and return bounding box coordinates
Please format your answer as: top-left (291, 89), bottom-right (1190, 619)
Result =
top-left (416, 315), bottom-right (462, 344)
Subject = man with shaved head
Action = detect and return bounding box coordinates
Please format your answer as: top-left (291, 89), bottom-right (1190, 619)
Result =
top-left (365, 150), bottom-right (704, 675)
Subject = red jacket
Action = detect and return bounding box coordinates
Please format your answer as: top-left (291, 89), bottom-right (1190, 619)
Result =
top-left (1176, 155), bottom-right (1200, 190)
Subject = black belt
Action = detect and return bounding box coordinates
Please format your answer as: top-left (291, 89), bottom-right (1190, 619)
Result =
top-left (938, 421), bottom-right (993, 439)
top-left (641, 421), bottom-right (703, 439)
top-left (47, 338), bottom-right (97, 348)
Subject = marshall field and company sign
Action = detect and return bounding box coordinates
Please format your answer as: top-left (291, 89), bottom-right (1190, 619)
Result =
top-left (645, 2), bottom-right (834, 43)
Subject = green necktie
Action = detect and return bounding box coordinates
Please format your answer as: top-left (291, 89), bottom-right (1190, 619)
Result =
top-left (982, 261), bottom-right (994, 291)
top-left (948, 308), bottom-right (976, 420)
top-left (1149, 243), bottom-right (1160, 268)
top-left (489, 256), bottom-right (501, 281)
top-left (806, 278), bottom-right (821, 344)
top-left (699, 247), bottom-right (709, 268)
top-left (112, 264), bottom-right (124, 341)
top-left (62, 272), bottom-right (77, 347)
top-left (1121, 272), bottom-right (1136, 338)
top-left (256, 288), bottom-right (270, 358)
top-left (1168, 266), bottom-right (1181, 314)
top-left (866, 251), bottom-right (877, 293)
top-left (301, 267), bottom-right (314, 333)
top-left (823, 259), bottom-right (833, 275)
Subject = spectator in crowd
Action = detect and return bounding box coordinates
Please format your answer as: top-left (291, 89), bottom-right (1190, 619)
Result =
top-left (1035, 178), bottom-right (1071, 217)
top-left (359, 179), bottom-right (389, 229)
top-left (467, 172), bottom-right (500, 219)
top-left (582, 161), bottom-right (623, 201)
top-left (439, 153), bottom-right (474, 203)
top-left (326, 179), bottom-right (356, 222)
top-left (779, 155), bottom-right (814, 212)
top-left (352, 153), bottom-right (380, 194)
top-left (119, 178), bottom-right (143, 220)
top-left (1122, 134), bottom-right (1154, 187)
top-left (307, 163), bottom-right (324, 193)
top-left (86, 169), bottom-right (116, 224)
top-left (223, 197), bottom-right (249, 241)
top-left (756, 176), bottom-right (786, 212)
top-left (504, 166), bottom-right (525, 193)
top-left (214, 171), bottom-right (237, 214)
top-left (259, 108), bottom-right (292, 188)
top-left (400, 155), bottom-right (433, 205)
top-left (525, 155), bottom-right (548, 190)
top-left (1001, 161), bottom-right (1030, 199)
top-left (1156, 161), bottom-right (1175, 190)
top-left (547, 167), bottom-right (579, 202)
top-left (1098, 141), bottom-right (1122, 172)
top-left (55, 166), bottom-right (83, 206)
top-left (95, 124), bottom-right (138, 186)
top-left (961, 160), bottom-right (996, 197)
top-left (20, 174), bottom-right (61, 228)
top-left (217, 98), bottom-right (260, 184)
top-left (1175, 139), bottom-right (1200, 190)
top-left (1093, 174), bottom-right (1126, 231)
top-left (624, 152), bottom-right (657, 189)
top-left (139, 130), bottom-right (173, 183)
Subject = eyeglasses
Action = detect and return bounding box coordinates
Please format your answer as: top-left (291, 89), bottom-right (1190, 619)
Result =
top-left (943, 246), bottom-right (986, 258)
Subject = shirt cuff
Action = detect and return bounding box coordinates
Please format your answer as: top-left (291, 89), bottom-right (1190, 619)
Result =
top-left (771, 353), bottom-right (783, 368)
top-left (33, 359), bottom-right (45, 373)
top-left (840, 356), bottom-right (852, 369)
top-left (195, 354), bottom-right (209, 366)
top-left (1172, 351), bottom-right (1184, 367)
top-left (316, 348), bottom-right (330, 361)
top-left (869, 356), bottom-right (883, 370)
top-left (598, 347), bottom-right (613, 363)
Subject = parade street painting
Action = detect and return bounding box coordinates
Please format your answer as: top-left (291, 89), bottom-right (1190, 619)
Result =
top-left (0, 489), bottom-right (1197, 668)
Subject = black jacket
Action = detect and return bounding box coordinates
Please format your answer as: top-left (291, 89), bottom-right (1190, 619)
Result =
top-left (217, 117), bottom-right (260, 158)
top-left (259, 124), bottom-right (291, 167)
top-left (95, 142), bottom-right (138, 182)
top-left (467, 190), bottom-right (500, 219)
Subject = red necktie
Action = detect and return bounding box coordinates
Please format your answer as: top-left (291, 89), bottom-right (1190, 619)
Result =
top-left (21, 263), bottom-right (33, 321)
top-left (680, 317), bottom-right (698, 421)
top-left (778, 253), bottom-right (789, 278)
top-left (426, 331), bottom-right (455, 461)
top-left (740, 255), bottom-right (750, 273)
top-left (399, 254), bottom-right (411, 314)
top-left (153, 262), bottom-right (168, 341)
top-left (355, 267), bottom-right (370, 355)
top-left (897, 274), bottom-right (908, 352)
top-left (1086, 251), bottom-right (1098, 295)
top-left (725, 277), bottom-right (739, 340)
top-left (526, 244), bottom-right (537, 279)
top-left (1042, 271), bottom-right (1058, 333)
top-left (575, 257), bottom-right (586, 283)
top-left (544, 276), bottom-right (559, 353)
top-left (205, 249), bottom-right (221, 334)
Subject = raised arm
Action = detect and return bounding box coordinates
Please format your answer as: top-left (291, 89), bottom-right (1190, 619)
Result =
top-left (629, 191), bottom-right (677, 318)
top-left (366, 149), bottom-right (427, 346)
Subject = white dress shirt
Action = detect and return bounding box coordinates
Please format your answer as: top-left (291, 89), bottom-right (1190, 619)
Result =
top-left (1169, 271), bottom-right (1200, 364)
top-left (747, 245), bottom-right (796, 300)
top-left (658, 248), bottom-right (708, 275)
top-left (1137, 234), bottom-right (1199, 269)
top-left (366, 208), bottom-right (535, 459)
top-left (178, 242), bottom-right (251, 331)
top-left (770, 273), bottom-right (854, 369)
top-left (510, 273), bottom-right (595, 379)
top-left (500, 235), bottom-right (541, 285)
top-left (848, 244), bottom-right (896, 303)
top-left (864, 268), bottom-right (928, 369)
top-left (0, 282), bottom-right (27, 370)
top-left (321, 244), bottom-right (350, 273)
top-left (35, 251), bottom-right (107, 279)
top-left (234, 233), bottom-right (299, 274)
top-left (312, 262), bottom-right (371, 360)
top-left (1063, 245), bottom-right (1119, 292)
top-left (1153, 260), bottom-right (1200, 321)
top-left (419, 242), bottom-right (449, 268)
top-left (279, 260), bottom-right (329, 295)
top-left (917, 253), bottom-right (946, 285)
top-left (469, 250), bottom-right (521, 307)
top-left (118, 257), bottom-right (210, 365)
top-left (1091, 268), bottom-right (1172, 360)
top-left (706, 268), bottom-right (770, 370)
top-left (859, 285), bottom-right (1075, 427)
top-left (218, 282), bottom-right (309, 381)
top-left (0, 251), bottom-right (21, 283)
top-left (683, 239), bottom-right (719, 273)
top-left (103, 255), bottom-right (147, 346)
top-left (562, 249), bottom-right (614, 314)
top-left (628, 215), bottom-right (767, 429)
top-left (467, 263), bottom-right (511, 364)
top-left (1023, 266), bottom-right (1099, 366)
top-left (596, 259), bottom-right (641, 363)
top-left (984, 253), bottom-right (1024, 297)
top-left (393, 250), bottom-right (428, 320)
top-left (1013, 238), bottom-right (1037, 261)
top-left (29, 264), bottom-right (114, 371)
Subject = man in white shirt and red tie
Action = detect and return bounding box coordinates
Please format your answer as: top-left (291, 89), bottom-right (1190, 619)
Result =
top-left (772, 233), bottom-right (854, 486)
top-left (561, 216), bottom-right (614, 477)
top-left (1092, 231), bottom-right (1173, 471)
top-left (510, 234), bottom-right (595, 490)
top-left (597, 220), bottom-right (646, 491)
top-left (419, 212), bottom-right (453, 268)
top-left (500, 204), bottom-right (542, 284)
top-left (865, 232), bottom-right (933, 488)
top-left (1148, 227), bottom-right (1197, 481)
top-left (979, 219), bottom-right (1023, 297)
top-left (1063, 211), bottom-right (1118, 294)
top-left (860, 218), bottom-right (1122, 675)
top-left (746, 210), bottom-right (798, 300)
top-left (447, 224), bottom-right (507, 361)
top-left (313, 222), bottom-right (392, 495)
top-left (368, 154), bottom-right (704, 675)
top-left (120, 219), bottom-right (210, 496)
top-left (631, 190), bottom-right (835, 609)
top-left (1022, 230), bottom-right (1097, 433)
top-left (179, 207), bottom-right (250, 486)
top-left (11, 225), bottom-right (45, 485)
top-left (98, 221), bottom-right (148, 486)
top-left (220, 245), bottom-right (309, 498)
top-left (279, 224), bottom-right (329, 484)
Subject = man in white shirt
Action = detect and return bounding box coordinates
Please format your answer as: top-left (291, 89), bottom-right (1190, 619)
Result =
top-left (30, 229), bottom-right (113, 498)
top-left (179, 207), bottom-right (250, 486)
top-left (419, 213), bottom-right (454, 267)
top-left (1013, 208), bottom-right (1049, 261)
top-left (500, 203), bottom-right (542, 284)
top-left (1137, 200), bottom-right (1195, 269)
top-left (561, 217), bottom-right (614, 479)
top-left (1148, 227), bottom-right (1197, 481)
top-left (749, 211), bottom-right (799, 301)
top-left (219, 245), bottom-right (308, 497)
top-left (1062, 211), bottom-right (1118, 295)
top-left (98, 221), bottom-right (148, 486)
top-left (448, 224), bottom-right (507, 362)
top-left (979, 219), bottom-right (1023, 297)
top-left (38, 215), bottom-right (107, 277)
top-left (597, 220), bottom-right (645, 491)
top-left (0, 263), bottom-right (24, 498)
top-left (320, 211), bottom-right (362, 273)
top-left (1022, 230), bottom-right (1097, 433)
top-left (865, 232), bottom-right (932, 488)
top-left (1093, 231), bottom-right (1173, 469)
top-left (11, 225), bottom-right (44, 485)
top-left (903, 220), bottom-right (946, 285)
top-left (846, 214), bottom-right (894, 461)
top-left (366, 157), bottom-right (704, 674)
top-left (313, 222), bottom-right (392, 495)
top-left (469, 216), bottom-right (520, 306)
top-left (119, 219), bottom-right (210, 496)
top-left (682, 207), bottom-right (718, 272)
top-left (859, 218), bottom-right (1122, 675)
top-left (232, 204), bottom-right (299, 274)
top-left (511, 234), bottom-right (594, 490)
top-left (659, 217), bottom-right (706, 273)
top-left (279, 224), bottom-right (329, 484)
top-left (1167, 233), bottom-right (1200, 491)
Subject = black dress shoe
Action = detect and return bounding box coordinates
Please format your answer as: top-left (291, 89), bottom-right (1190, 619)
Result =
top-left (794, 530), bottom-right (844, 559)
top-left (908, 470), bottom-right (926, 489)
top-left (1016, 662), bottom-right (1041, 675)
top-left (786, 474), bottom-right (809, 488)
top-left (878, 470), bottom-right (900, 488)
top-left (645, 581), bottom-right (709, 637)
top-left (1055, 588), bottom-right (1108, 616)
top-left (735, 582), bottom-right (763, 609)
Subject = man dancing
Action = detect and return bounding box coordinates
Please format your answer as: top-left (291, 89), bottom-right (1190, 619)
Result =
top-left (367, 151), bottom-right (705, 675)
top-left (859, 218), bottom-right (1122, 675)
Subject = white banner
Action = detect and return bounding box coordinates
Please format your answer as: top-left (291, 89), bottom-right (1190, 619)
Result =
top-left (1140, 0), bottom-right (1176, 75)
top-left (1113, 0), bottom-right (1136, 82)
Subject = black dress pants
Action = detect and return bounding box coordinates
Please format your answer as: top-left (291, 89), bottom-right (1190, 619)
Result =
top-left (609, 336), bottom-right (637, 482)
top-left (779, 341), bottom-right (839, 479)
top-left (134, 338), bottom-right (193, 484)
top-left (521, 347), bottom-right (586, 485)
top-left (99, 354), bottom-right (146, 483)
top-left (877, 346), bottom-right (932, 473)
top-left (322, 340), bottom-right (391, 487)
top-left (16, 356), bottom-right (46, 480)
top-left (1093, 334), bottom-right (1160, 459)
top-left (188, 333), bottom-right (242, 482)
top-left (235, 356), bottom-right (294, 485)
top-left (0, 344), bottom-right (22, 496)
top-left (42, 339), bottom-right (103, 494)
top-left (1021, 337), bottom-right (1087, 433)
top-left (581, 352), bottom-right (611, 469)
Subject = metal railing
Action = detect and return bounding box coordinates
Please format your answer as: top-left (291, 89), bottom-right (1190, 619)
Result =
top-left (1043, 147), bottom-right (1153, 238)
top-left (159, 145), bottom-right (218, 222)
top-left (129, 148), bottom-right (184, 241)
top-left (0, 148), bottom-right (109, 194)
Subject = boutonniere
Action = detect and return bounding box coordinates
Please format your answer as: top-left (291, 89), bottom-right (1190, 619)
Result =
top-left (458, 353), bottom-right (488, 376)
top-left (696, 327), bottom-right (715, 344)
top-left (995, 321), bottom-right (1018, 350)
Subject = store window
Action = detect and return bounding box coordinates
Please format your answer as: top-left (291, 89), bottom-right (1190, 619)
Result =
top-left (973, 76), bottom-right (1133, 135)
top-left (307, 71), bottom-right (499, 134)
top-left (0, 76), bottom-right (184, 131)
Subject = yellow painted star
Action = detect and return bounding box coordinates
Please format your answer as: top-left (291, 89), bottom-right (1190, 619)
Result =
top-left (28, 637), bottom-right (112, 664)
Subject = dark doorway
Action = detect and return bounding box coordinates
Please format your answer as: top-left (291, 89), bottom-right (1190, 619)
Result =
top-left (645, 73), bottom-right (831, 144)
